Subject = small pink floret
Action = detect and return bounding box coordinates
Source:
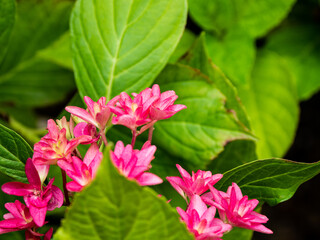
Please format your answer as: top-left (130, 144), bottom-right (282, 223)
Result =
top-left (58, 143), bottom-right (103, 192)
top-left (108, 84), bottom-right (186, 131)
top-left (0, 200), bottom-right (35, 234)
top-left (1, 159), bottom-right (63, 227)
top-left (33, 119), bottom-right (90, 166)
top-left (110, 141), bottom-right (163, 186)
top-left (177, 195), bottom-right (232, 240)
top-left (65, 96), bottom-right (112, 131)
top-left (167, 164), bottom-right (223, 201)
top-left (206, 183), bottom-right (273, 234)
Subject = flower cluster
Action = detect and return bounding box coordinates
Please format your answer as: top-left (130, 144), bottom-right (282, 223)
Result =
top-left (0, 84), bottom-right (272, 240)
top-left (167, 165), bottom-right (273, 240)
top-left (0, 84), bottom-right (186, 239)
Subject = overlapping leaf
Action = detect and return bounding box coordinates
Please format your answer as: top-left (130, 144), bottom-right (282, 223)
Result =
top-left (153, 64), bottom-right (255, 169)
top-left (216, 159), bottom-right (320, 206)
top-left (188, 0), bottom-right (296, 37)
top-left (0, 124), bottom-right (32, 182)
top-left (266, 23), bottom-right (320, 100)
top-left (71, 0), bottom-right (187, 101)
top-left (0, 0), bottom-right (75, 107)
top-left (54, 149), bottom-right (194, 240)
top-left (0, 0), bottom-right (15, 63)
top-left (238, 51), bottom-right (299, 158)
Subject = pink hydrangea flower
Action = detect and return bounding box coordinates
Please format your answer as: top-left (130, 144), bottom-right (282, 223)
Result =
top-left (73, 122), bottom-right (100, 144)
top-left (108, 90), bottom-right (157, 131)
top-left (57, 143), bottom-right (103, 192)
top-left (177, 195), bottom-right (232, 240)
top-left (146, 84), bottom-right (187, 121)
top-left (108, 84), bottom-right (187, 131)
top-left (0, 200), bottom-right (35, 234)
top-left (2, 158), bottom-right (63, 227)
top-left (33, 119), bottom-right (90, 166)
top-left (167, 164), bottom-right (223, 202)
top-left (206, 183), bottom-right (273, 234)
top-left (65, 96), bottom-right (112, 131)
top-left (110, 141), bottom-right (163, 186)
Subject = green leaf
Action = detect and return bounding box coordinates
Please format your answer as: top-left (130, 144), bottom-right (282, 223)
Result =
top-left (0, 0), bottom-right (75, 107)
top-left (54, 148), bottom-right (194, 240)
top-left (216, 159), bottom-right (320, 206)
top-left (168, 29), bottom-right (196, 63)
top-left (238, 51), bottom-right (299, 158)
top-left (179, 33), bottom-right (252, 130)
top-left (153, 63), bottom-right (255, 169)
top-left (205, 29), bottom-right (255, 86)
top-left (0, 0), bottom-right (73, 74)
top-left (177, 34), bottom-right (258, 169)
top-left (266, 23), bottom-right (320, 100)
top-left (0, 123), bottom-right (32, 182)
top-left (208, 140), bottom-right (257, 174)
top-left (38, 32), bottom-right (73, 70)
top-left (0, 58), bottom-right (75, 107)
top-left (188, 0), bottom-right (296, 37)
top-left (71, 0), bottom-right (188, 101)
top-left (0, 0), bottom-right (15, 63)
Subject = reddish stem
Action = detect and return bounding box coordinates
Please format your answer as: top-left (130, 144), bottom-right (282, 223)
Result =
top-left (148, 123), bottom-right (155, 143)
top-left (131, 129), bottom-right (137, 148)
top-left (61, 169), bottom-right (70, 206)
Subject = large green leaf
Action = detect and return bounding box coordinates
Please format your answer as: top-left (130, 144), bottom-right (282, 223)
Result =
top-left (54, 148), bottom-right (194, 240)
top-left (188, 0), bottom-right (296, 37)
top-left (266, 23), bottom-right (320, 100)
top-left (205, 29), bottom-right (255, 86)
top-left (0, 0), bottom-right (72, 74)
top-left (238, 51), bottom-right (299, 158)
top-left (0, 0), bottom-right (75, 107)
top-left (178, 34), bottom-right (258, 169)
top-left (71, 0), bottom-right (187, 101)
top-left (0, 58), bottom-right (74, 107)
top-left (0, 124), bottom-right (32, 182)
top-left (168, 29), bottom-right (196, 63)
top-left (216, 159), bottom-right (320, 206)
top-left (153, 64), bottom-right (255, 169)
top-left (38, 32), bottom-right (73, 70)
top-left (0, 0), bottom-right (15, 63)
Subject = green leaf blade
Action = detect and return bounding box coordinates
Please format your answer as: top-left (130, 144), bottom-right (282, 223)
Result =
top-left (54, 148), bottom-right (194, 240)
top-left (0, 0), bottom-right (15, 63)
top-left (71, 0), bottom-right (188, 101)
top-left (153, 64), bottom-right (255, 169)
top-left (216, 159), bottom-right (320, 206)
top-left (0, 124), bottom-right (32, 182)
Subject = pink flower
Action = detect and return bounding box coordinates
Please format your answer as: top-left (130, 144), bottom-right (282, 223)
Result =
top-left (166, 164), bottom-right (223, 202)
top-left (0, 200), bottom-right (35, 234)
top-left (73, 122), bottom-right (100, 144)
top-left (110, 141), bottom-right (163, 186)
top-left (57, 143), bottom-right (103, 192)
top-left (147, 84), bottom-right (187, 121)
top-left (33, 119), bottom-right (90, 166)
top-left (177, 195), bottom-right (232, 240)
top-left (108, 89), bottom-right (157, 131)
top-left (206, 183), bottom-right (273, 234)
top-left (55, 116), bottom-right (74, 140)
top-left (1, 158), bottom-right (63, 227)
top-left (65, 96), bottom-right (112, 131)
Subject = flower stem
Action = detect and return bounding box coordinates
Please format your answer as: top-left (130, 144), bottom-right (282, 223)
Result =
top-left (100, 130), bottom-right (108, 147)
top-left (131, 129), bottom-right (137, 148)
top-left (61, 169), bottom-right (70, 206)
top-left (148, 123), bottom-right (155, 143)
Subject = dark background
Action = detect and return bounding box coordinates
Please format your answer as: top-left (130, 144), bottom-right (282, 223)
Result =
top-left (253, 92), bottom-right (320, 240)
